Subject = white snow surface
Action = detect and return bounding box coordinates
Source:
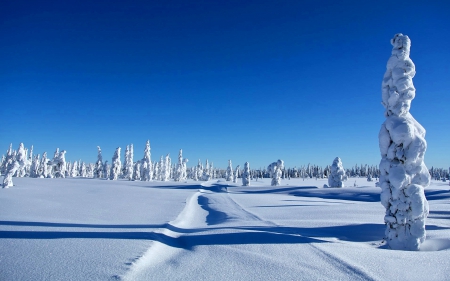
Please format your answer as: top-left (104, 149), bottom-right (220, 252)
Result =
top-left (1, 177), bottom-right (450, 280)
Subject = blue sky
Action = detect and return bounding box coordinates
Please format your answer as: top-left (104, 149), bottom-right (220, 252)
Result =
top-left (1, 0), bottom-right (449, 169)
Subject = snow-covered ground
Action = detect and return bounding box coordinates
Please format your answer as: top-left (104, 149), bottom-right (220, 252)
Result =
top-left (1, 177), bottom-right (449, 280)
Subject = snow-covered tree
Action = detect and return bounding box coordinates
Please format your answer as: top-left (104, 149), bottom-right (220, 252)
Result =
top-left (1, 144), bottom-right (13, 175)
top-left (141, 140), bottom-right (153, 181)
top-left (196, 159), bottom-right (203, 181)
top-left (110, 147), bottom-right (121, 180)
top-left (242, 162), bottom-right (250, 186)
top-left (123, 144), bottom-right (134, 180)
top-left (233, 165), bottom-right (240, 183)
top-left (80, 162), bottom-right (87, 178)
top-left (52, 150), bottom-right (67, 178)
top-left (268, 160), bottom-right (284, 186)
top-left (2, 150), bottom-right (19, 188)
top-left (103, 161), bottom-right (110, 179)
top-left (16, 143), bottom-right (27, 177)
top-left (94, 146), bottom-right (103, 179)
top-left (133, 161), bottom-right (141, 181)
top-left (161, 154), bottom-right (171, 181)
top-left (30, 154), bottom-right (40, 178)
top-left (202, 159), bottom-right (211, 181)
top-left (71, 161), bottom-right (79, 177)
top-left (327, 157), bottom-right (345, 188)
top-left (379, 34), bottom-right (430, 251)
top-left (174, 149), bottom-right (185, 181)
top-left (226, 160), bottom-right (233, 181)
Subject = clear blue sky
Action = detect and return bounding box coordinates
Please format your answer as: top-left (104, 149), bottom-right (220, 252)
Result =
top-left (1, 0), bottom-right (449, 169)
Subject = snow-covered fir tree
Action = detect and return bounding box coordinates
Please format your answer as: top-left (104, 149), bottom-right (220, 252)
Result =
top-left (88, 163), bottom-right (95, 178)
top-left (379, 34), bottom-right (430, 251)
top-left (196, 159), bottom-right (203, 181)
top-left (327, 157), bottom-right (345, 188)
top-left (1, 144), bottom-right (13, 175)
top-left (133, 161), bottom-right (141, 181)
top-left (174, 149), bottom-right (185, 181)
top-left (242, 162), bottom-right (250, 186)
top-left (71, 161), bottom-right (79, 177)
top-left (2, 150), bottom-right (19, 188)
top-left (226, 160), bottom-right (233, 181)
top-left (268, 160), bottom-right (284, 186)
top-left (141, 140), bottom-right (153, 181)
top-left (202, 159), bottom-right (211, 181)
top-left (126, 144), bottom-right (134, 180)
top-left (38, 152), bottom-right (48, 178)
top-left (94, 146), bottom-right (103, 179)
top-left (161, 154), bottom-right (171, 181)
top-left (110, 147), bottom-right (121, 180)
top-left (16, 143), bottom-right (27, 177)
top-left (233, 165), bottom-right (240, 183)
top-left (156, 155), bottom-right (164, 181)
top-left (80, 162), bottom-right (87, 178)
top-left (52, 150), bottom-right (67, 178)
top-left (30, 154), bottom-right (40, 178)
top-left (103, 161), bottom-right (110, 179)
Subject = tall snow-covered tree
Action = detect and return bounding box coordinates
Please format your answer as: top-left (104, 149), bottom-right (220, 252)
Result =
top-left (141, 140), bottom-right (153, 181)
top-left (328, 157), bottom-right (345, 188)
top-left (94, 146), bottom-right (103, 179)
top-left (379, 34), bottom-right (430, 251)
top-left (242, 162), bottom-right (250, 186)
top-left (110, 147), bottom-right (121, 180)
top-left (226, 160), bottom-right (233, 181)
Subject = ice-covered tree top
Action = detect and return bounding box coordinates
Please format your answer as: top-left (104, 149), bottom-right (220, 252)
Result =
top-left (382, 33), bottom-right (415, 117)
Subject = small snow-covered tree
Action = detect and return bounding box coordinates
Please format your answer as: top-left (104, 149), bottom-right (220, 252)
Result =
top-left (268, 160), bottom-right (284, 186)
top-left (328, 157), bottom-right (345, 188)
top-left (233, 165), bottom-right (240, 183)
top-left (94, 146), bottom-right (103, 179)
top-left (30, 154), bottom-right (40, 178)
top-left (110, 147), bottom-right (121, 180)
top-left (71, 161), bottom-right (79, 177)
top-left (133, 161), bottom-right (141, 181)
top-left (141, 140), bottom-right (153, 181)
top-left (226, 160), bottom-right (233, 181)
top-left (174, 149), bottom-right (185, 181)
top-left (80, 162), bottom-right (87, 178)
top-left (1, 144), bottom-right (14, 175)
top-left (162, 154), bottom-right (171, 181)
top-left (53, 150), bottom-right (67, 178)
top-left (379, 34), bottom-right (430, 251)
top-left (103, 161), bottom-right (110, 179)
top-left (242, 162), bottom-right (250, 186)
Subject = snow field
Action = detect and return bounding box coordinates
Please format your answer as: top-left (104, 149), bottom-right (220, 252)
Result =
top-left (1, 177), bottom-right (450, 280)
